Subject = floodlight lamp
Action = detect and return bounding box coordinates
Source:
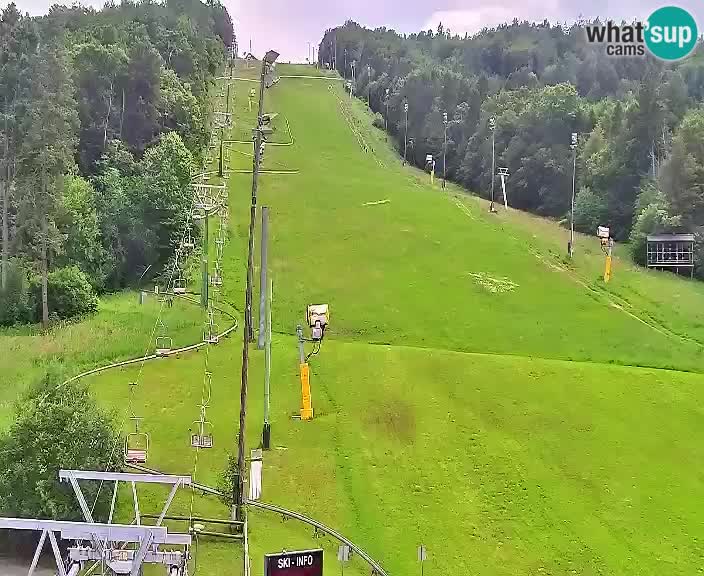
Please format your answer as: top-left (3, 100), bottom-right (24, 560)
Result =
top-left (264, 50), bottom-right (279, 64)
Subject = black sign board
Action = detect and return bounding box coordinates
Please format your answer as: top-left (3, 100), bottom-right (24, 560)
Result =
top-left (265, 549), bottom-right (323, 576)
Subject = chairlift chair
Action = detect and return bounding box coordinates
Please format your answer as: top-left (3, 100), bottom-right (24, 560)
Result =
top-left (210, 267), bottom-right (223, 287)
top-left (190, 419), bottom-right (213, 449)
top-left (173, 276), bottom-right (187, 295)
top-left (203, 316), bottom-right (219, 344)
top-left (125, 418), bottom-right (149, 464)
top-left (203, 329), bottom-right (219, 345)
top-left (184, 229), bottom-right (195, 250)
top-left (156, 336), bottom-right (173, 356)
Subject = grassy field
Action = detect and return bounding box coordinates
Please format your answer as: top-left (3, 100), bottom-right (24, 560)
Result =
top-left (3, 62), bottom-right (704, 576)
top-left (0, 291), bottom-right (212, 426)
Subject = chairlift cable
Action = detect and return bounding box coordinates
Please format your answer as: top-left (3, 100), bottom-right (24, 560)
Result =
top-left (89, 151), bottom-right (203, 514)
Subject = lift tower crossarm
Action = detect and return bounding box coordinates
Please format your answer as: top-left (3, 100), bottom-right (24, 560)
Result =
top-left (59, 470), bottom-right (192, 485)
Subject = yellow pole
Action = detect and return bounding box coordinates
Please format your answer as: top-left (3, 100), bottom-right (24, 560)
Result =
top-left (300, 363), bottom-right (313, 420)
top-left (603, 239), bottom-right (613, 283)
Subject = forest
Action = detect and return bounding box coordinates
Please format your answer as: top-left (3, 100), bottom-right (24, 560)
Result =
top-left (318, 20), bottom-right (704, 279)
top-left (0, 0), bottom-right (234, 327)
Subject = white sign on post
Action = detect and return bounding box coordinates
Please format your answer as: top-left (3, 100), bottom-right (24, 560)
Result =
top-left (337, 544), bottom-right (351, 562)
top-left (248, 449), bottom-right (262, 501)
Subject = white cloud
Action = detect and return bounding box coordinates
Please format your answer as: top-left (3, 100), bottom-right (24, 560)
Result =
top-left (422, 0), bottom-right (562, 37)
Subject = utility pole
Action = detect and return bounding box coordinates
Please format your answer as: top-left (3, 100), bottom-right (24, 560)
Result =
top-left (257, 207), bottom-right (269, 349)
top-left (218, 127), bottom-right (224, 178)
top-left (201, 207), bottom-right (209, 308)
top-left (2, 104), bottom-right (7, 290)
top-left (404, 101), bottom-right (409, 166)
top-left (442, 112), bottom-right (448, 189)
top-left (262, 276), bottom-right (272, 449)
top-left (235, 50), bottom-right (278, 523)
top-left (384, 88), bottom-right (390, 130)
top-left (367, 65), bottom-right (371, 104)
top-left (344, 49), bottom-right (347, 78)
top-left (226, 82), bottom-right (231, 115)
top-left (489, 116), bottom-right (496, 213)
top-left (308, 42), bottom-right (311, 63)
top-left (569, 132), bottom-right (577, 257)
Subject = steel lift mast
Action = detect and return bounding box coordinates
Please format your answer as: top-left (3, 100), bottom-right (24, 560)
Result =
top-left (0, 470), bottom-right (193, 576)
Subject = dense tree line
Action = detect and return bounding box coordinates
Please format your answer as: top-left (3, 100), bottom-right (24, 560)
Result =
top-left (0, 0), bottom-right (234, 327)
top-left (319, 21), bottom-right (704, 278)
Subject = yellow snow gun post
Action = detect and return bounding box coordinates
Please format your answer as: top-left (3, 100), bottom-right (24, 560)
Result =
top-left (597, 226), bottom-right (614, 283)
top-left (296, 304), bottom-right (329, 421)
top-left (300, 362), bottom-right (313, 420)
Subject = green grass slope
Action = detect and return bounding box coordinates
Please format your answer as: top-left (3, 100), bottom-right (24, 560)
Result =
top-left (226, 65), bottom-right (704, 373)
top-left (0, 292), bottom-right (207, 425)
top-left (230, 64), bottom-right (704, 575)
top-left (11, 63), bottom-right (704, 576)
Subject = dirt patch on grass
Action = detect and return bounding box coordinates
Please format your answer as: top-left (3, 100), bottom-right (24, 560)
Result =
top-left (366, 399), bottom-right (416, 444)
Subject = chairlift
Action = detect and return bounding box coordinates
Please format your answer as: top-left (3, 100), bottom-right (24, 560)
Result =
top-left (156, 336), bottom-right (173, 356)
top-left (190, 417), bottom-right (213, 449)
top-left (125, 417), bottom-right (149, 464)
top-left (210, 267), bottom-right (223, 287)
top-left (203, 329), bottom-right (219, 345)
top-left (203, 314), bottom-right (219, 344)
top-left (173, 276), bottom-right (187, 295)
top-left (184, 228), bottom-right (195, 250)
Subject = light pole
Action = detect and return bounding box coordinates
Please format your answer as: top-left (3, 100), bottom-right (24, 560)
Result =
top-left (350, 60), bottom-right (356, 100)
top-left (404, 101), bottom-right (409, 165)
top-left (235, 48), bottom-right (279, 523)
top-left (442, 111), bottom-right (448, 189)
top-left (367, 65), bottom-right (371, 103)
top-left (344, 48), bottom-right (347, 78)
top-left (569, 132), bottom-right (578, 257)
top-left (489, 116), bottom-right (496, 213)
top-left (385, 88), bottom-right (390, 130)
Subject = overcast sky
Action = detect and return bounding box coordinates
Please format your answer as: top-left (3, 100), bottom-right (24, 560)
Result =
top-left (5, 0), bottom-right (704, 62)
